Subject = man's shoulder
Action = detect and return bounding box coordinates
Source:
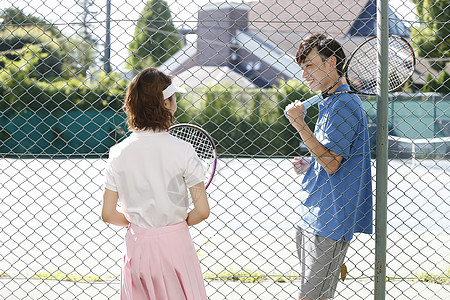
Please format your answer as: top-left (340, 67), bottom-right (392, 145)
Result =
top-left (335, 91), bottom-right (361, 103)
top-left (331, 92), bottom-right (363, 113)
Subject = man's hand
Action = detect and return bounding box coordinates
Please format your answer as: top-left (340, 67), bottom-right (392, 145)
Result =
top-left (286, 102), bottom-right (343, 175)
top-left (286, 102), bottom-right (307, 129)
top-left (292, 156), bottom-right (311, 175)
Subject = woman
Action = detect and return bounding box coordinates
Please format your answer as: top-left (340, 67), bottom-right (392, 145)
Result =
top-left (101, 68), bottom-right (209, 300)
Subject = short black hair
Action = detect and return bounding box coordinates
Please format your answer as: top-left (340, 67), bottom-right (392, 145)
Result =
top-left (296, 33), bottom-right (346, 76)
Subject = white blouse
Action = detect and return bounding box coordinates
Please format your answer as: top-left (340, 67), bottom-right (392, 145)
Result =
top-left (104, 130), bottom-right (205, 228)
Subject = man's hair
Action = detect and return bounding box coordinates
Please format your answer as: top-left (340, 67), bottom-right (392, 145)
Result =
top-left (296, 33), bottom-right (346, 76)
top-left (123, 68), bottom-right (174, 131)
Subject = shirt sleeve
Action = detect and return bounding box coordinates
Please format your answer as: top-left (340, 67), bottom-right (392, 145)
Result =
top-left (321, 97), bottom-right (359, 157)
top-left (183, 144), bottom-right (206, 188)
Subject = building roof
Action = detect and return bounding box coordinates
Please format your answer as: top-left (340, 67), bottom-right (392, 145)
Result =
top-left (247, 0), bottom-right (364, 38)
top-left (168, 65), bottom-right (257, 88)
top-left (246, 0), bottom-right (411, 54)
top-left (234, 29), bottom-right (302, 81)
top-left (347, 0), bottom-right (410, 37)
top-left (245, 0), bottom-right (373, 60)
top-left (160, 0), bottom-right (424, 88)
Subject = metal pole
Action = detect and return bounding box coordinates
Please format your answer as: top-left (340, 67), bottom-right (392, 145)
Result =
top-left (375, 0), bottom-right (389, 299)
top-left (433, 94), bottom-right (438, 136)
top-left (104, 0), bottom-right (112, 74)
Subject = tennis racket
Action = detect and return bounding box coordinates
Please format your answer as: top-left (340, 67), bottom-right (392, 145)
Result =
top-left (169, 124), bottom-right (217, 189)
top-left (284, 34), bottom-right (415, 114)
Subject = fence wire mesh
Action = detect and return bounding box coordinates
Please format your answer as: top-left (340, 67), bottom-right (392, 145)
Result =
top-left (1, 0), bottom-right (449, 299)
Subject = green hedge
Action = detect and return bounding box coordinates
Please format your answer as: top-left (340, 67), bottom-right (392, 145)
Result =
top-left (1, 78), bottom-right (317, 157)
top-left (0, 73), bottom-right (127, 113)
top-left (175, 80), bottom-right (317, 157)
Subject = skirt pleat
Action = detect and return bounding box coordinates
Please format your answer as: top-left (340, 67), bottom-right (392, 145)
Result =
top-left (121, 221), bottom-right (207, 300)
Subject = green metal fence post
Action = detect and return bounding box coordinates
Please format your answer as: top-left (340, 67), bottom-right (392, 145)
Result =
top-left (375, 0), bottom-right (389, 299)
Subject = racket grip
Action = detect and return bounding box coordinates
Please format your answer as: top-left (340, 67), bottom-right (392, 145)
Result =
top-left (302, 94), bottom-right (323, 109)
top-left (283, 94), bottom-right (323, 118)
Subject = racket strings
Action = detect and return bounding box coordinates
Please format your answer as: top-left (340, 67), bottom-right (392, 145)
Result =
top-left (346, 36), bottom-right (414, 94)
top-left (347, 40), bottom-right (378, 94)
top-left (170, 127), bottom-right (215, 160)
top-left (387, 38), bottom-right (415, 90)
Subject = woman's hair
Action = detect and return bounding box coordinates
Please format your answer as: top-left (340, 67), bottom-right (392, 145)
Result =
top-left (123, 68), bottom-right (174, 131)
top-left (296, 33), bottom-right (346, 76)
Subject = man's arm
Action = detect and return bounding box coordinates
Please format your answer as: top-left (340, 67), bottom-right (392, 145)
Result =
top-left (286, 104), bottom-right (343, 174)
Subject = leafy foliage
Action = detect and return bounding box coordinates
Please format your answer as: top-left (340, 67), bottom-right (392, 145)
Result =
top-left (1, 7), bottom-right (100, 80)
top-left (126, 0), bottom-right (184, 70)
top-left (0, 7), bottom-right (62, 37)
top-left (423, 70), bottom-right (450, 94)
top-left (175, 80), bottom-right (315, 157)
top-left (0, 49), bottom-right (127, 112)
top-left (410, 0), bottom-right (450, 71)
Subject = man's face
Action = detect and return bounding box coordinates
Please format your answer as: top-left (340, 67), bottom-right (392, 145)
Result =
top-left (300, 48), bottom-right (336, 93)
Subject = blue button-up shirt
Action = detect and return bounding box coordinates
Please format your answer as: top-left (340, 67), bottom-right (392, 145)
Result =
top-left (298, 84), bottom-right (373, 241)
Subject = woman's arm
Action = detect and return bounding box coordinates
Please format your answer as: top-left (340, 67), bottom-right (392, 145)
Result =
top-left (186, 181), bottom-right (210, 226)
top-left (101, 188), bottom-right (130, 226)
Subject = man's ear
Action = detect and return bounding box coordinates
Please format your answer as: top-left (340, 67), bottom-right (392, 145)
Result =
top-left (328, 55), bottom-right (337, 68)
top-left (326, 55), bottom-right (338, 74)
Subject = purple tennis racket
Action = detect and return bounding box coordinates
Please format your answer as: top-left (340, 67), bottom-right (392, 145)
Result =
top-left (169, 124), bottom-right (217, 189)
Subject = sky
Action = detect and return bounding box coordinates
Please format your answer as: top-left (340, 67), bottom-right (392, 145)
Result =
top-left (5, 0), bottom-right (418, 71)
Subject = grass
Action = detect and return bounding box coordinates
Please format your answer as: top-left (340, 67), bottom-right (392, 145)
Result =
top-left (413, 267), bottom-right (450, 285)
top-left (385, 266), bottom-right (450, 285)
top-left (204, 267), bottom-right (450, 285)
top-left (32, 270), bottom-right (104, 283)
top-left (203, 268), bottom-right (300, 283)
top-left (2, 266), bottom-right (449, 285)
top-left (0, 270), bottom-right (116, 283)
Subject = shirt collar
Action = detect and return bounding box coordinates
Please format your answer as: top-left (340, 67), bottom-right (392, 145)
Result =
top-left (321, 84), bottom-right (350, 106)
top-left (333, 83), bottom-right (350, 93)
top-left (131, 129), bottom-right (166, 137)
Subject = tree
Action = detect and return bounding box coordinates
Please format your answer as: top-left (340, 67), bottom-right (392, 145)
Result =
top-left (410, 0), bottom-right (450, 71)
top-left (72, 0), bottom-right (99, 77)
top-left (126, 0), bottom-right (183, 70)
top-left (0, 8), bottom-right (65, 80)
top-left (423, 70), bottom-right (450, 94)
top-left (0, 7), bottom-right (61, 37)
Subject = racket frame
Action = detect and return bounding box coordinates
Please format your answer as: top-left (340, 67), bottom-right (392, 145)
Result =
top-left (340, 34), bottom-right (416, 97)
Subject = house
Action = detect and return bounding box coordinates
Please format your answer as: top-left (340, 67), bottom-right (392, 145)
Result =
top-left (158, 0), bottom-right (418, 88)
top-left (158, 1), bottom-right (303, 88)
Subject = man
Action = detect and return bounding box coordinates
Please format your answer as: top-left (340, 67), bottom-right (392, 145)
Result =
top-left (285, 33), bottom-right (373, 300)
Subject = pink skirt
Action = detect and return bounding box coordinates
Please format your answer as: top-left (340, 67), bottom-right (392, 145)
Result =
top-left (121, 221), bottom-right (207, 300)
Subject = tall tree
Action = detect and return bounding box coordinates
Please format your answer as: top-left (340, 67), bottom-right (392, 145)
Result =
top-left (410, 0), bottom-right (450, 71)
top-left (126, 0), bottom-right (183, 70)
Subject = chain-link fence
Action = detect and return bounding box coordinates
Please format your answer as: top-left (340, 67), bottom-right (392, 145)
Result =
top-left (1, 0), bottom-right (449, 299)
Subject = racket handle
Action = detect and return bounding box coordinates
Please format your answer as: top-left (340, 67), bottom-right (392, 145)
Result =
top-left (302, 94), bottom-right (323, 109)
top-left (283, 94), bottom-right (323, 118)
